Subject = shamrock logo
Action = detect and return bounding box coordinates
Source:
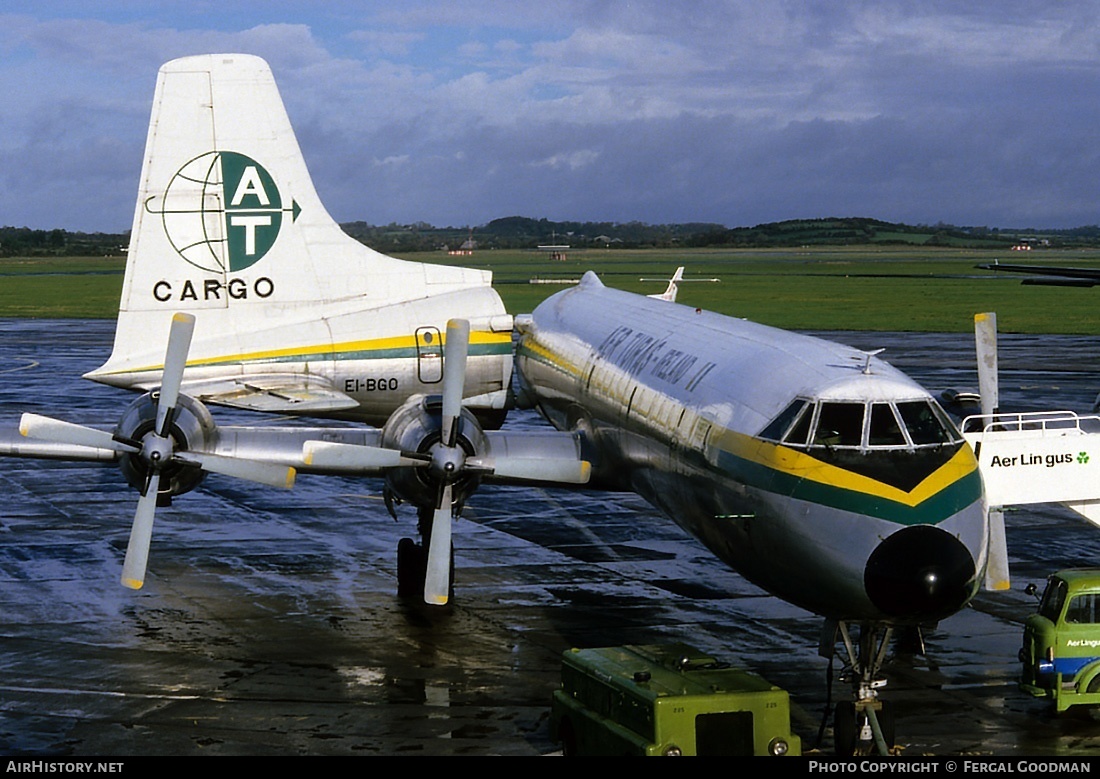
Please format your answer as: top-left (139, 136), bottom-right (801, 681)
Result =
top-left (1079, 452), bottom-right (1090, 465)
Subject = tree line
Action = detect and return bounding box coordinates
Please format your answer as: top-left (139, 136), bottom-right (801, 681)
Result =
top-left (4, 217), bottom-right (1100, 257)
top-left (0, 226), bottom-right (129, 257)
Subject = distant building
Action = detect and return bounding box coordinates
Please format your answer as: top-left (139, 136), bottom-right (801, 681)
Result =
top-left (445, 237), bottom-right (477, 256)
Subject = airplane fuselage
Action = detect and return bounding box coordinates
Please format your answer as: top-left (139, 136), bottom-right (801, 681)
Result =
top-left (517, 272), bottom-right (989, 623)
top-left (87, 285), bottom-right (515, 427)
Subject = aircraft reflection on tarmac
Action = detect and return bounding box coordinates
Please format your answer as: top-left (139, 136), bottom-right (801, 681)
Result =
top-left (2, 319), bottom-right (1100, 756)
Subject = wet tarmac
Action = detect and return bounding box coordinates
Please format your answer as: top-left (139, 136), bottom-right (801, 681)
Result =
top-left (2, 318), bottom-right (1100, 756)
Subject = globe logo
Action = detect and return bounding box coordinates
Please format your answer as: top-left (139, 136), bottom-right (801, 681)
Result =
top-left (151, 151), bottom-right (298, 273)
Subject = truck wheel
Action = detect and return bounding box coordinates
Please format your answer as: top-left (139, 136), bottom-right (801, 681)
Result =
top-left (1063, 678), bottom-right (1100, 720)
top-left (560, 718), bottom-right (578, 757)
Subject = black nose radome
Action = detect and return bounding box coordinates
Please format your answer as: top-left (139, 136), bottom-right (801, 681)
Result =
top-left (864, 525), bottom-right (976, 621)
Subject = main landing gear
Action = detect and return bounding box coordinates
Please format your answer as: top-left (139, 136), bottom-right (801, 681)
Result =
top-left (396, 505), bottom-right (454, 602)
top-left (820, 620), bottom-right (898, 756)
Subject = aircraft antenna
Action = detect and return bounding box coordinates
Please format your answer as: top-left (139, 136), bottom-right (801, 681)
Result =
top-left (861, 348), bottom-right (885, 374)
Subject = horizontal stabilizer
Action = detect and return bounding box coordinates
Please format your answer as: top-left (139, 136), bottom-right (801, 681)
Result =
top-left (184, 376), bottom-right (359, 415)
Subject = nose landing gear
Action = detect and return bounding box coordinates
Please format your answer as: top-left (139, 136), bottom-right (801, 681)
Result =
top-left (821, 620), bottom-right (898, 756)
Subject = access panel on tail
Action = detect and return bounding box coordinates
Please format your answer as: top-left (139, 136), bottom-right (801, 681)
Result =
top-left (87, 54), bottom-right (512, 423)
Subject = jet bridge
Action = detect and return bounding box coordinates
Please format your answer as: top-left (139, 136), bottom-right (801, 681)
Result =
top-left (962, 411), bottom-right (1100, 525)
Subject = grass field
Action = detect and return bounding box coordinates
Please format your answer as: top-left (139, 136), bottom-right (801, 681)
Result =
top-left (3, 246), bottom-right (1100, 333)
top-left (0, 257), bottom-right (126, 319)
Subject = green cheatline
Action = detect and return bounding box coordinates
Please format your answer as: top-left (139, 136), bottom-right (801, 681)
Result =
top-left (3, 246), bottom-right (1100, 334)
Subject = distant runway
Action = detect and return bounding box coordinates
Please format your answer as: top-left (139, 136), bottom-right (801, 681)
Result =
top-left (1, 318), bottom-right (1100, 756)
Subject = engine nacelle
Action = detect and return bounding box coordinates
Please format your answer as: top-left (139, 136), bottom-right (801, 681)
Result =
top-left (381, 395), bottom-right (489, 511)
top-left (115, 392), bottom-right (217, 499)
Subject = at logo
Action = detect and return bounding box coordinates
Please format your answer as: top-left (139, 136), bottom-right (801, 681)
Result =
top-left (151, 151), bottom-right (300, 273)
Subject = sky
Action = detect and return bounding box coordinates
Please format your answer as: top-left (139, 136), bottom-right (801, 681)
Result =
top-left (2, 1), bottom-right (1099, 233)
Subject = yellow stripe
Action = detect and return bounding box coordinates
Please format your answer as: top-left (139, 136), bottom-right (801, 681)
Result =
top-left (716, 427), bottom-right (979, 507)
top-left (522, 337), bottom-right (583, 376)
top-left (527, 336), bottom-right (979, 507)
top-left (101, 330), bottom-right (512, 376)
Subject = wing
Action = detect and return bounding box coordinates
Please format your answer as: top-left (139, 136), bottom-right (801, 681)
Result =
top-left (297, 425), bottom-right (590, 483)
top-left (3, 418), bottom-right (390, 470)
top-left (978, 262), bottom-right (1100, 287)
top-left (214, 425), bottom-right (385, 471)
top-left (477, 429), bottom-right (592, 484)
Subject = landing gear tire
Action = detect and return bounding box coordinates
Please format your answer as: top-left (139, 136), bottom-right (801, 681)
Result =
top-left (396, 537), bottom-right (426, 598)
top-left (396, 536), bottom-right (455, 602)
top-left (833, 701), bottom-right (895, 756)
top-left (834, 702), bottom-right (857, 756)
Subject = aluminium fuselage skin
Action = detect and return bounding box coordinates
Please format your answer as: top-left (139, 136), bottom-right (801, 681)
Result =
top-left (517, 272), bottom-right (988, 623)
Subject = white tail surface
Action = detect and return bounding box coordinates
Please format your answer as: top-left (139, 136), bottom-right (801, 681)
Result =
top-left (92, 54), bottom-right (502, 382)
top-left (648, 266), bottom-right (685, 302)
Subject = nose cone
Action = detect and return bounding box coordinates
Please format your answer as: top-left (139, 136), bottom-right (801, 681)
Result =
top-left (864, 525), bottom-right (977, 622)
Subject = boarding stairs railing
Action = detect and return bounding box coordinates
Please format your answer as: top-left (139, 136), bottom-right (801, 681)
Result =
top-left (962, 410), bottom-right (1100, 526)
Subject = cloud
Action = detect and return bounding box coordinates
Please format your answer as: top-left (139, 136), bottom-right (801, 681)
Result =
top-left (4, 3), bottom-right (1100, 231)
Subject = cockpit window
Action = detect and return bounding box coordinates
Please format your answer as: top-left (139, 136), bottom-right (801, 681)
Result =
top-left (759, 399), bottom-right (809, 442)
top-left (897, 400), bottom-right (954, 445)
top-left (786, 404), bottom-right (814, 446)
top-left (813, 403), bottom-right (864, 447)
top-left (869, 403), bottom-right (907, 446)
top-left (765, 397), bottom-right (962, 451)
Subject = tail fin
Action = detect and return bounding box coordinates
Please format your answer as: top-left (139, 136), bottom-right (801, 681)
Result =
top-left (647, 266), bottom-right (685, 302)
top-left (92, 54), bottom-right (501, 381)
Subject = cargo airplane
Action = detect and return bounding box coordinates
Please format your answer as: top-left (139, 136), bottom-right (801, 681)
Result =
top-left (2, 54), bottom-right (1003, 754)
top-left (2, 53), bottom-right (591, 598)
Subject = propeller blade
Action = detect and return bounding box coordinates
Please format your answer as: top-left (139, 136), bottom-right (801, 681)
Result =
top-left (984, 508), bottom-right (1010, 591)
top-left (302, 441), bottom-right (428, 471)
top-left (19, 413), bottom-right (136, 453)
top-left (974, 312), bottom-right (999, 417)
top-left (121, 471), bottom-right (160, 590)
top-left (441, 319), bottom-right (470, 446)
top-left (156, 312), bottom-right (196, 435)
top-left (469, 456), bottom-right (591, 484)
top-left (179, 451), bottom-right (296, 489)
top-left (424, 484), bottom-right (453, 605)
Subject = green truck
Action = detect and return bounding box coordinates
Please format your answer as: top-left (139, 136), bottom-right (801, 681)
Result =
top-left (1020, 569), bottom-right (1100, 713)
top-left (549, 643), bottom-right (800, 756)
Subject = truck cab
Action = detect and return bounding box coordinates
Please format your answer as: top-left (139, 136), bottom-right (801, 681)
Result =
top-left (1020, 569), bottom-right (1100, 713)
